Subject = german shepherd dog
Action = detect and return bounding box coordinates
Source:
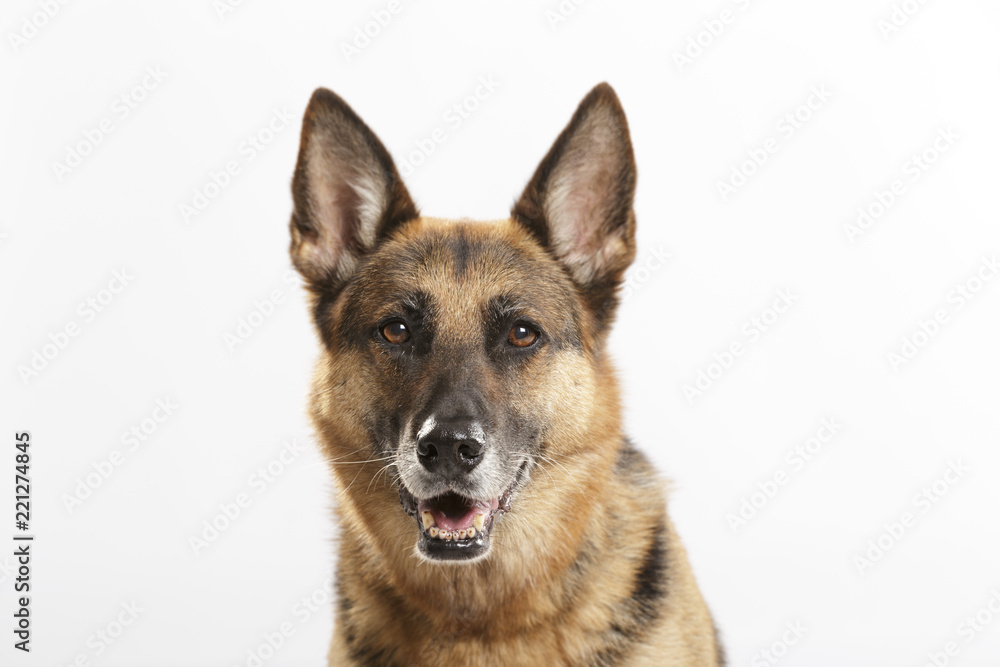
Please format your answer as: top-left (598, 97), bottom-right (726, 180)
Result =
top-left (288, 83), bottom-right (723, 666)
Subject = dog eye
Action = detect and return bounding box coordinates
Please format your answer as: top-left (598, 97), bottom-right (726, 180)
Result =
top-left (508, 323), bottom-right (539, 348)
top-left (382, 320), bottom-right (410, 344)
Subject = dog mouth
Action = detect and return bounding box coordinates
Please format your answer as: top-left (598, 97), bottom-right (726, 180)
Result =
top-left (399, 463), bottom-right (526, 561)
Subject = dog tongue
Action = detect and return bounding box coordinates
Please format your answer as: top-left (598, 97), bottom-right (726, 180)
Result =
top-left (418, 493), bottom-right (498, 532)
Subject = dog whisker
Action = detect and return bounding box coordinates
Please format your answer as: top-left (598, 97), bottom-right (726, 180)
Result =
top-left (342, 449), bottom-right (396, 493)
top-left (367, 462), bottom-right (399, 493)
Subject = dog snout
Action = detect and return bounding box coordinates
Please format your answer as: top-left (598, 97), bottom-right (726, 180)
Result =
top-left (416, 419), bottom-right (485, 476)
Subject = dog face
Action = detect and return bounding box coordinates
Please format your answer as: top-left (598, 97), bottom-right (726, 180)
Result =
top-left (290, 84), bottom-right (636, 563)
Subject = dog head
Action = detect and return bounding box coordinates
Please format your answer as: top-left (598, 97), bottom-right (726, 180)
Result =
top-left (290, 84), bottom-right (636, 564)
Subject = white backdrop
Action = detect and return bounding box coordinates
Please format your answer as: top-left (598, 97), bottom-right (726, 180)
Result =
top-left (2, 1), bottom-right (1000, 665)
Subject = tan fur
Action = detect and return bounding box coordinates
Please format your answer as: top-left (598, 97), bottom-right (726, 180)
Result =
top-left (305, 220), bottom-right (721, 665)
top-left (288, 85), bottom-right (723, 666)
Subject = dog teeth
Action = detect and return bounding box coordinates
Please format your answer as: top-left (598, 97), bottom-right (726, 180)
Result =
top-left (424, 513), bottom-right (490, 541)
top-left (426, 526), bottom-right (480, 541)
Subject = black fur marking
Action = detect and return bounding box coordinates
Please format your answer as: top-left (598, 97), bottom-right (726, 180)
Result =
top-left (346, 638), bottom-right (398, 667)
top-left (413, 372), bottom-right (487, 438)
top-left (713, 621), bottom-right (728, 666)
top-left (587, 444), bottom-right (669, 665)
top-left (483, 294), bottom-right (545, 363)
top-left (336, 285), bottom-right (435, 355)
top-left (339, 580), bottom-right (405, 666)
top-left (371, 290), bottom-right (435, 360)
top-left (447, 227), bottom-right (472, 277)
top-left (483, 291), bottom-right (582, 358)
top-left (613, 438), bottom-right (643, 472)
top-left (588, 522), bottom-right (668, 665)
top-left (312, 224), bottom-right (588, 356)
top-left (335, 578), bottom-right (352, 616)
top-left (629, 518), bottom-right (668, 626)
top-left (311, 277), bottom-right (352, 353)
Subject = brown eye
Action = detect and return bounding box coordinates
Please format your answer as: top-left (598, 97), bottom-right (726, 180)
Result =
top-left (508, 324), bottom-right (538, 348)
top-left (382, 321), bottom-right (410, 344)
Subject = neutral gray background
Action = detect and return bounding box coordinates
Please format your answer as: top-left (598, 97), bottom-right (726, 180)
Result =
top-left (2, 0), bottom-right (999, 665)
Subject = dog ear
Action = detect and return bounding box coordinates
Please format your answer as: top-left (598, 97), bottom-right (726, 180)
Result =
top-left (289, 88), bottom-right (418, 288)
top-left (512, 83), bottom-right (636, 327)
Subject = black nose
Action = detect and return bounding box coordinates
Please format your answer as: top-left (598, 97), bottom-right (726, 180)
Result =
top-left (417, 421), bottom-right (484, 475)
